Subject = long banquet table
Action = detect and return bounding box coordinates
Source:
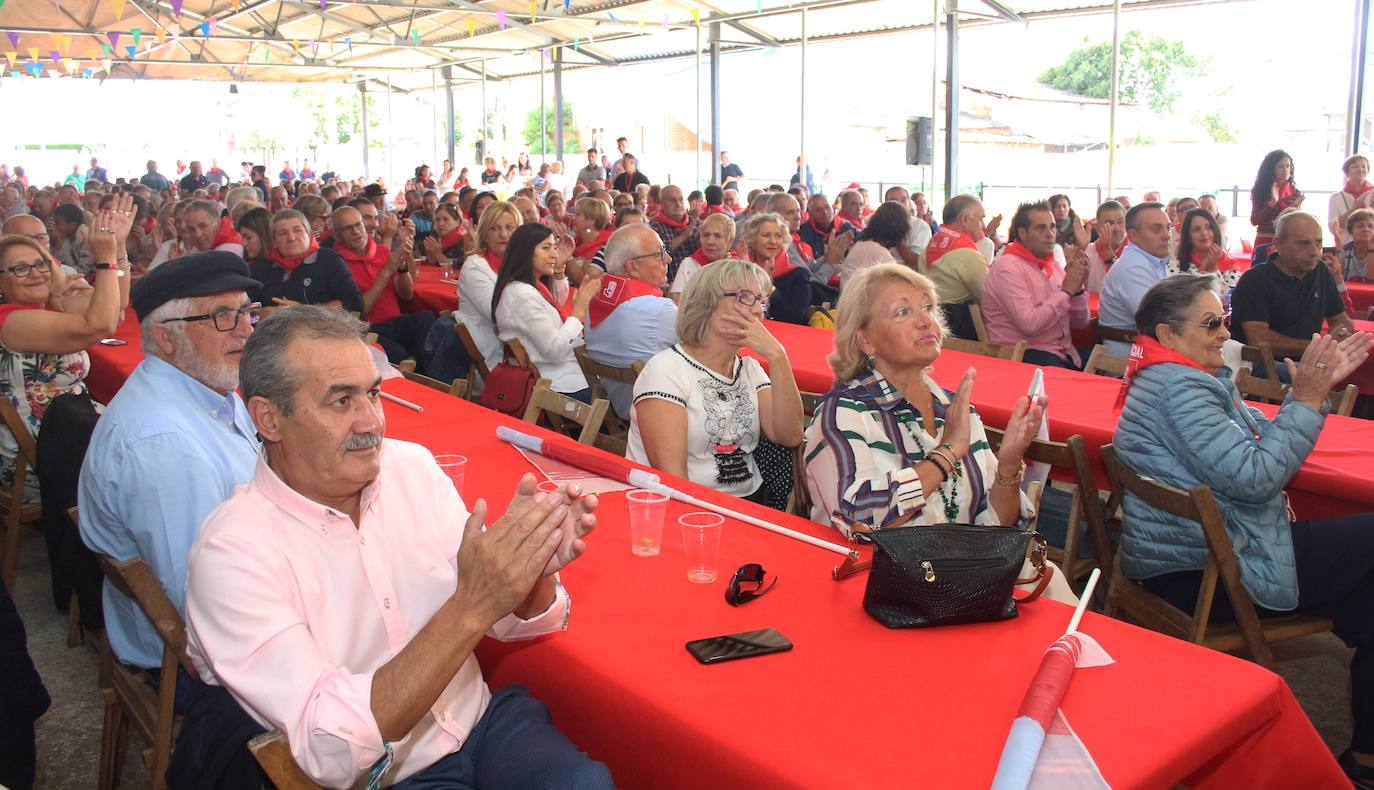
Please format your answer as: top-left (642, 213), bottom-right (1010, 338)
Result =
top-left (1349, 281), bottom-right (1374, 316)
top-left (754, 320), bottom-right (1374, 522)
top-left (82, 317), bottom-right (1346, 788)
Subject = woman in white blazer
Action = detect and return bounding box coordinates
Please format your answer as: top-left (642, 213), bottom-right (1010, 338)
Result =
top-left (491, 223), bottom-right (599, 400)
top-left (455, 201), bottom-right (520, 378)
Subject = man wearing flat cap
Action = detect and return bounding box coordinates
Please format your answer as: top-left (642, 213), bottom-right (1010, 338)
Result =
top-left (78, 251), bottom-right (263, 681)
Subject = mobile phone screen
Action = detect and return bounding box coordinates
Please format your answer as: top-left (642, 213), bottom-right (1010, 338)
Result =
top-left (685, 628), bottom-right (793, 665)
top-left (98, 338), bottom-right (129, 346)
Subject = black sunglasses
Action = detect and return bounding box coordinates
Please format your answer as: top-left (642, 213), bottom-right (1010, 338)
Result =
top-left (726, 563), bottom-right (777, 607)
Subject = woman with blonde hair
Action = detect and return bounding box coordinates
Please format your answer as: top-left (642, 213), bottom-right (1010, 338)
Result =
top-left (455, 200), bottom-right (521, 376)
top-left (628, 259), bottom-right (803, 507)
top-left (803, 263), bottom-right (1046, 538)
top-left (569, 196), bottom-right (613, 283)
top-left (670, 212), bottom-right (736, 300)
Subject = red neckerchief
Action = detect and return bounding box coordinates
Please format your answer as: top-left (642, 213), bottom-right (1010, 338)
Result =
top-left (808, 215), bottom-right (842, 239)
top-left (653, 211), bottom-right (691, 234)
top-left (1005, 241), bottom-right (1056, 278)
top-left (335, 237), bottom-right (388, 269)
top-left (838, 210), bottom-right (866, 230)
top-left (925, 225), bottom-right (979, 265)
top-left (212, 216), bottom-right (243, 249)
top-left (704, 204), bottom-right (728, 217)
top-left (1095, 236), bottom-right (1126, 266)
top-left (1276, 181), bottom-right (1299, 206)
top-left (266, 237), bottom-right (319, 272)
top-left (587, 274), bottom-right (664, 327)
top-left (440, 226), bottom-right (466, 254)
top-left (790, 233), bottom-right (814, 263)
top-left (1115, 336), bottom-right (1209, 413)
top-left (573, 228), bottom-right (613, 260)
top-left (1189, 248), bottom-right (1218, 270)
top-left (1345, 180), bottom-right (1373, 198)
top-left (483, 250), bottom-right (502, 272)
top-left (690, 247), bottom-right (734, 267)
top-left (750, 246), bottom-right (792, 278)
top-left (535, 280), bottom-right (572, 321)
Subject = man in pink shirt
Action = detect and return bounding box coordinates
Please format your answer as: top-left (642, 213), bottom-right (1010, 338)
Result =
top-left (980, 200), bottom-right (1091, 368)
top-left (184, 306), bottom-right (611, 788)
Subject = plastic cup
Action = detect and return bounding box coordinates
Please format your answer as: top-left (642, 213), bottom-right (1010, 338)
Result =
top-left (626, 489), bottom-right (669, 556)
top-left (680, 512), bottom-right (724, 582)
top-left (434, 454), bottom-right (467, 496)
top-left (442, 257), bottom-right (460, 280)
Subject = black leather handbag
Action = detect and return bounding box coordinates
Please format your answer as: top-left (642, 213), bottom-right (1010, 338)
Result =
top-left (862, 525), bottom-right (1051, 628)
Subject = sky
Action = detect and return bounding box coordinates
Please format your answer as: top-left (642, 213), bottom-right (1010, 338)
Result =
top-left (0, 0), bottom-right (1366, 215)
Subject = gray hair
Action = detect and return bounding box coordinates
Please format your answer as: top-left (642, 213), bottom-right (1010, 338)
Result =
top-left (942, 194), bottom-right (981, 226)
top-left (183, 200), bottom-right (220, 222)
top-left (271, 208), bottom-right (309, 231)
top-left (766, 192), bottom-right (799, 215)
top-left (1274, 210), bottom-right (1318, 242)
top-left (1135, 274), bottom-right (1219, 338)
top-left (602, 224), bottom-right (658, 275)
top-left (676, 259), bottom-right (771, 346)
top-left (140, 296), bottom-right (197, 353)
top-left (240, 305), bottom-right (368, 416)
top-left (739, 212), bottom-right (787, 251)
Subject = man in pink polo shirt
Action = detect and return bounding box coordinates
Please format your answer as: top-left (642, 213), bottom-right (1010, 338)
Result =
top-left (980, 200), bottom-right (1091, 368)
top-left (184, 306), bottom-right (611, 788)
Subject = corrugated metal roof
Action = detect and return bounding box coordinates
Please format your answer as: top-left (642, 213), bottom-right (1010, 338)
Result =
top-left (0, 0), bottom-right (1234, 90)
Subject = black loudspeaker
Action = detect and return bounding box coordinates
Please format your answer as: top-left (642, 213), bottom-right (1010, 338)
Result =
top-left (906, 117), bottom-right (933, 166)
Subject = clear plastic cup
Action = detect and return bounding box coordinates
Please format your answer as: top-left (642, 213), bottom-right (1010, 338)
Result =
top-left (626, 489), bottom-right (669, 556)
top-left (434, 454), bottom-right (467, 496)
top-left (442, 257), bottom-right (460, 280)
top-left (680, 512), bottom-right (724, 582)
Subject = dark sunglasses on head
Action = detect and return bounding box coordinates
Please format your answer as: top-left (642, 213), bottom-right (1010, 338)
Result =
top-left (726, 563), bottom-right (777, 607)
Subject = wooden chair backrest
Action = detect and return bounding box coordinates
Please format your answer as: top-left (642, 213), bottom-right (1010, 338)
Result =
top-left (1239, 342), bottom-right (1280, 381)
top-left (1091, 317), bottom-right (1136, 344)
top-left (0, 395), bottom-right (37, 591)
top-left (401, 369), bottom-right (468, 399)
top-left (573, 347), bottom-right (645, 402)
top-left (455, 322), bottom-right (491, 385)
top-left (247, 731), bottom-right (323, 790)
top-left (0, 396), bottom-right (37, 467)
top-left (96, 554), bottom-right (201, 681)
top-left (968, 302), bottom-right (989, 342)
top-left (1082, 344), bottom-right (1128, 378)
top-left (521, 379), bottom-right (610, 446)
top-left (1235, 369), bottom-right (1359, 416)
top-left (941, 337), bottom-right (1027, 363)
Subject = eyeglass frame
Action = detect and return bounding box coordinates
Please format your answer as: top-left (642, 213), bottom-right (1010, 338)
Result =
top-left (722, 290), bottom-right (770, 310)
top-left (625, 246), bottom-right (668, 263)
top-left (1187, 313), bottom-right (1231, 333)
top-left (725, 562), bottom-right (777, 607)
top-left (0, 257), bottom-right (54, 278)
top-left (160, 301), bottom-right (262, 332)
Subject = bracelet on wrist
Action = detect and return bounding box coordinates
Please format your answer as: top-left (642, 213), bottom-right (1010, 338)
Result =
top-left (994, 460), bottom-right (1026, 487)
top-left (932, 446), bottom-right (958, 471)
top-left (925, 457), bottom-right (950, 483)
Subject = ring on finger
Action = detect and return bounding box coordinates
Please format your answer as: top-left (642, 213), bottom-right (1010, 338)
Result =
top-left (1315, 361), bottom-right (1328, 369)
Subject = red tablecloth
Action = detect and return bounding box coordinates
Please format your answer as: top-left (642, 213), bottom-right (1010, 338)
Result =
top-left (755, 320), bottom-right (1374, 521)
top-left (1347, 319), bottom-right (1374, 396)
top-left (404, 262), bottom-right (459, 314)
top-left (81, 332), bottom-right (1347, 789)
top-left (1349, 281), bottom-right (1374, 317)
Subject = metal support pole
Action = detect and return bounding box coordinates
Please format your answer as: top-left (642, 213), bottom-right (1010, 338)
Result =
top-left (480, 60), bottom-right (487, 164)
top-left (540, 51), bottom-right (547, 161)
top-left (1107, 0), bottom-right (1121, 197)
top-left (696, 21), bottom-right (703, 189)
top-left (443, 66), bottom-right (455, 165)
top-left (931, 0), bottom-right (941, 204)
top-left (710, 22), bottom-right (722, 185)
top-left (386, 76), bottom-right (394, 187)
top-left (800, 8), bottom-right (808, 188)
top-left (943, 0), bottom-right (958, 199)
top-left (1348, 0), bottom-right (1372, 155)
top-left (555, 48), bottom-right (565, 163)
top-left (360, 81), bottom-right (370, 179)
top-left (431, 68), bottom-right (439, 168)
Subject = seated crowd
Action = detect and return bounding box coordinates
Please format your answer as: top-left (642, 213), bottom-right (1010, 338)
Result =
top-left (2, 142), bottom-right (1374, 789)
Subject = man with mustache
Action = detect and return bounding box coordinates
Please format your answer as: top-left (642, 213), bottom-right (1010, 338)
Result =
top-left (78, 252), bottom-right (263, 684)
top-left (185, 307), bottom-right (610, 788)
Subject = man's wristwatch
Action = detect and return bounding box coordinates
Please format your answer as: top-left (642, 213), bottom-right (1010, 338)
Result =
top-left (94, 262), bottom-right (127, 277)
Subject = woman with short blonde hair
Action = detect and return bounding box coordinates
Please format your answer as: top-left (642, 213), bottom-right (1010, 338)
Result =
top-left (670, 212), bottom-right (737, 299)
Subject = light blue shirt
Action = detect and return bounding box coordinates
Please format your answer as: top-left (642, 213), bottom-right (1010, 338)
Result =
top-left (78, 355), bottom-right (259, 669)
top-left (1098, 242), bottom-right (1169, 356)
top-left (584, 294), bottom-right (679, 418)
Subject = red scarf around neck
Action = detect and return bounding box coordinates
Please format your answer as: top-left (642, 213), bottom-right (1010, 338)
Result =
top-left (703, 204), bottom-right (728, 217)
top-left (335, 237), bottom-right (387, 268)
top-left (751, 246), bottom-right (792, 278)
top-left (1005, 240), bottom-right (1056, 278)
top-left (925, 225), bottom-right (979, 266)
top-left (689, 247), bottom-right (734, 267)
top-left (653, 211), bottom-right (691, 234)
top-left (482, 249), bottom-right (502, 272)
top-left (1345, 180), bottom-right (1373, 198)
top-left (212, 216), bottom-right (243, 249)
top-left (535, 279), bottom-right (572, 321)
top-left (808, 215), bottom-right (843, 239)
top-left (838, 210), bottom-right (865, 230)
top-left (587, 274), bottom-right (664, 327)
top-left (573, 228), bottom-right (613, 260)
top-left (1189, 247), bottom-right (1220, 270)
top-left (439, 226), bottom-right (466, 254)
top-left (267, 237), bottom-right (319, 272)
top-left (790, 233), bottom-right (814, 263)
top-left (1114, 336), bottom-right (1208, 413)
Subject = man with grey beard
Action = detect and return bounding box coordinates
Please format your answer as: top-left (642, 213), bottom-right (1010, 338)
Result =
top-left (78, 251), bottom-right (263, 677)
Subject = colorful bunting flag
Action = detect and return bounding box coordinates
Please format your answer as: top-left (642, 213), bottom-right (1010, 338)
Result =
top-left (319, 0), bottom-right (326, 9)
top-left (171, 0), bottom-right (184, 19)
top-left (26, 46), bottom-right (38, 62)
top-left (102, 58), bottom-right (112, 72)
top-left (156, 28), bottom-right (166, 46)
top-left (230, 0), bottom-right (240, 10)
top-left (125, 45), bottom-right (136, 58)
top-left (54, 33), bottom-right (71, 54)
top-left (84, 68), bottom-right (94, 78)
top-left (467, 18), bottom-right (475, 36)
top-left (6, 32), bottom-right (18, 49)
top-left (132, 28), bottom-right (141, 47)
top-left (101, 43), bottom-right (111, 57)
top-left (111, 0), bottom-right (127, 21)
top-left (691, 8), bottom-right (699, 23)
top-left (49, 50), bottom-right (60, 64)
top-left (27, 63), bottom-right (42, 77)
top-left (108, 32), bottom-right (120, 49)
top-left (530, 2), bottom-right (536, 23)
top-left (572, 37), bottom-right (579, 51)
top-left (1, 52), bottom-right (14, 67)
top-left (63, 57), bottom-right (76, 73)
top-left (200, 22), bottom-right (210, 38)
top-left (410, 29), bottom-right (420, 45)
top-left (291, 39), bottom-right (301, 55)
top-left (565, 0), bottom-right (571, 9)
top-left (497, 10), bottom-right (507, 29)
top-left (344, 36), bottom-right (352, 52)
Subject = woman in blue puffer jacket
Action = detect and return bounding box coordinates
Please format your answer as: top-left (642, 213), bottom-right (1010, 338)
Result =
top-left (1114, 273), bottom-right (1374, 779)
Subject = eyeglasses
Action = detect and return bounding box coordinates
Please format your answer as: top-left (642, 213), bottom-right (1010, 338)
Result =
top-left (161, 302), bottom-right (262, 332)
top-left (726, 563), bottom-right (777, 606)
top-left (0, 258), bottom-right (52, 278)
top-left (1189, 314), bottom-right (1231, 333)
top-left (626, 246), bottom-right (668, 262)
top-left (723, 290), bottom-right (770, 309)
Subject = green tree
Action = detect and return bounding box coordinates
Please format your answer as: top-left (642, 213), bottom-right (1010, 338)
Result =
top-left (1038, 30), bottom-right (1199, 116)
top-left (449, 109), bottom-right (465, 149)
top-left (1194, 111), bottom-right (1236, 143)
top-left (523, 105), bottom-right (579, 153)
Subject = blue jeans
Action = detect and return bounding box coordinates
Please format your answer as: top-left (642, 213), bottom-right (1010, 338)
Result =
top-left (1020, 348), bottom-right (1078, 370)
top-left (392, 685), bottom-right (614, 789)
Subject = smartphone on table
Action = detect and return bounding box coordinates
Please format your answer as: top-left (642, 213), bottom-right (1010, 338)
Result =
top-left (685, 628), bottom-right (793, 665)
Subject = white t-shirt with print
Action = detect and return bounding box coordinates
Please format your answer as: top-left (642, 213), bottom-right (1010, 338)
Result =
top-left (627, 345), bottom-right (770, 497)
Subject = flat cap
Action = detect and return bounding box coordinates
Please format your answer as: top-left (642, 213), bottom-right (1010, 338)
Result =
top-left (131, 251), bottom-right (261, 322)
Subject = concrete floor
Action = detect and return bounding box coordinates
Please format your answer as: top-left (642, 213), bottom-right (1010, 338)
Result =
top-left (9, 525), bottom-right (1357, 790)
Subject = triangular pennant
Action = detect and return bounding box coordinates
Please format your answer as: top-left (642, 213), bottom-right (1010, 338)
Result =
top-left (572, 37), bottom-right (579, 51)
top-left (565, 0), bottom-right (570, 9)
top-left (264, 48), bottom-right (269, 63)
top-left (102, 58), bottom-right (112, 72)
top-left (155, 28), bottom-right (166, 46)
top-left (101, 43), bottom-right (111, 57)
top-left (309, 39), bottom-right (318, 55)
top-left (319, 0), bottom-right (326, 9)
top-left (661, 14), bottom-right (669, 31)
top-left (200, 22), bottom-right (210, 38)
top-left (125, 45), bottom-right (136, 58)
top-left (132, 28), bottom-right (141, 48)
top-left (497, 10), bottom-right (506, 29)
top-left (344, 37), bottom-right (352, 52)
top-left (63, 57), bottom-right (76, 73)
top-left (410, 29), bottom-right (419, 45)
top-left (171, 0), bottom-right (183, 18)
top-left (638, 14), bottom-right (643, 31)
top-left (107, 32), bottom-right (120, 49)
top-left (691, 7), bottom-right (699, 23)
top-left (467, 18), bottom-right (475, 36)
top-left (530, 1), bottom-right (536, 23)
top-left (230, 0), bottom-right (240, 10)
top-left (26, 46), bottom-right (38, 61)
top-left (49, 50), bottom-right (60, 64)
top-left (53, 33), bottom-right (71, 54)
top-left (84, 68), bottom-right (94, 78)
top-left (111, 0), bottom-right (128, 21)
top-left (6, 32), bottom-right (18, 49)
top-left (292, 39), bottom-right (301, 55)
top-left (27, 63), bottom-right (42, 76)
top-left (2, 52), bottom-right (14, 67)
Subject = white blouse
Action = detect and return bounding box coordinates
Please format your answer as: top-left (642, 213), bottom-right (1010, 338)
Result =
top-left (493, 281), bottom-right (588, 395)
top-left (455, 254), bottom-right (502, 379)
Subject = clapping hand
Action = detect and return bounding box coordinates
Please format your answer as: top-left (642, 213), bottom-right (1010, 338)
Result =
top-left (940, 368), bottom-right (976, 459)
top-left (530, 479), bottom-right (598, 576)
top-left (1288, 332), bottom-right (1373, 408)
top-left (996, 394), bottom-right (1049, 472)
top-left (87, 208), bottom-right (120, 261)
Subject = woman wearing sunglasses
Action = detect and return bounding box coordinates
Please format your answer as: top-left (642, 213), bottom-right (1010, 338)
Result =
top-left (1114, 274), bottom-right (1374, 782)
top-left (0, 196), bottom-right (133, 500)
top-left (628, 259), bottom-right (804, 509)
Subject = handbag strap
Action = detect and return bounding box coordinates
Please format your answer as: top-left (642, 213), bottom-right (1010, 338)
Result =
top-left (1012, 533), bottom-right (1052, 604)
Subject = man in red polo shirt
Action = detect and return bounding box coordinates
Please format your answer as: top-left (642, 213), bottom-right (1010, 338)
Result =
top-left (332, 205), bottom-right (437, 369)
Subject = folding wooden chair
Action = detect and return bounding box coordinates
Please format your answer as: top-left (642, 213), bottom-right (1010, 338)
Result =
top-left (521, 379), bottom-right (610, 447)
top-left (1099, 444), bottom-right (1333, 668)
top-left (0, 395), bottom-right (44, 593)
top-left (246, 731), bottom-right (322, 790)
top-left (1089, 318), bottom-right (1135, 346)
top-left (941, 337), bottom-right (1027, 363)
top-left (968, 303), bottom-right (989, 343)
top-left (573, 348), bottom-right (645, 450)
top-left (95, 553), bottom-right (202, 790)
top-left (1234, 368), bottom-right (1358, 416)
top-left (787, 392), bottom-right (826, 518)
top-left (455, 322), bottom-right (491, 398)
top-left (1081, 344), bottom-right (1128, 378)
top-left (984, 429), bottom-right (1110, 585)
top-left (1239, 341), bottom-right (1280, 382)
top-left (400, 368), bottom-right (468, 399)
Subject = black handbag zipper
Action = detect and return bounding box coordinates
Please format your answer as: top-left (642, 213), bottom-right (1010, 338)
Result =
top-left (916, 558), bottom-right (1008, 582)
